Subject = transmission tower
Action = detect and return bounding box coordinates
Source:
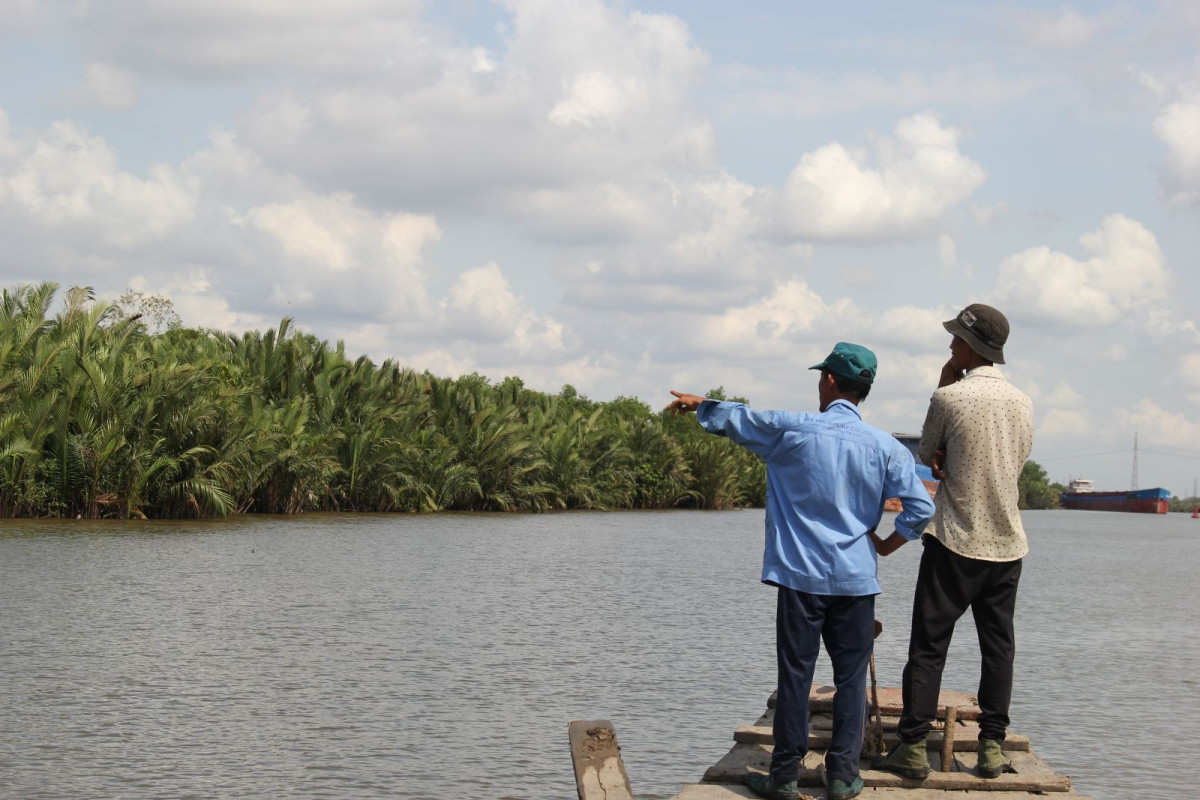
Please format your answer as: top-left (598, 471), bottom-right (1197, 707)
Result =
top-left (1130, 433), bottom-right (1139, 491)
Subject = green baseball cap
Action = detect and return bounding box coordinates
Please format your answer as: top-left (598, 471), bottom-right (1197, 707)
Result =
top-left (809, 342), bottom-right (877, 384)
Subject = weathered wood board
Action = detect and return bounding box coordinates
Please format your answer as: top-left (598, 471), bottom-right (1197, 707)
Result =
top-left (734, 721), bottom-right (1029, 751)
top-left (704, 739), bottom-right (1069, 792)
top-left (702, 743), bottom-right (821, 783)
top-left (809, 751), bottom-right (1072, 793)
top-left (568, 720), bottom-right (633, 800)
top-left (677, 684), bottom-right (1091, 799)
top-left (677, 785), bottom-right (1093, 800)
top-left (769, 685), bottom-right (981, 720)
top-left (809, 711), bottom-right (941, 733)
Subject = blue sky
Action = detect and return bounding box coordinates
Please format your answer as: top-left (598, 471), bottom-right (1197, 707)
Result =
top-left (2, 0), bottom-right (1200, 496)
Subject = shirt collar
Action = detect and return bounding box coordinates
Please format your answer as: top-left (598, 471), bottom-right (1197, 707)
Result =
top-left (824, 398), bottom-right (863, 419)
top-left (965, 365), bottom-right (1005, 380)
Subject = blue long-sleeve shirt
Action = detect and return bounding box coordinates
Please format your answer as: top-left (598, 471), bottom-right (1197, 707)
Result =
top-left (697, 398), bottom-right (934, 596)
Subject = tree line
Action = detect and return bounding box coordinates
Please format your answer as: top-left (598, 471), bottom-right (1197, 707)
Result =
top-left (1, 282), bottom-right (1065, 519)
top-left (0, 283), bottom-right (768, 518)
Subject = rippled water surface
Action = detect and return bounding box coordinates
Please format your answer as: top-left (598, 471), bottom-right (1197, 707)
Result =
top-left (1, 510), bottom-right (1196, 799)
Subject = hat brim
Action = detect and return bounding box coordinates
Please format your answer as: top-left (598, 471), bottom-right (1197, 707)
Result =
top-left (808, 360), bottom-right (874, 384)
top-left (943, 319), bottom-right (1005, 364)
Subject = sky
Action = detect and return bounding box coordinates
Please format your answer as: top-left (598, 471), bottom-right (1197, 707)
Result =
top-left (2, 0), bottom-right (1200, 496)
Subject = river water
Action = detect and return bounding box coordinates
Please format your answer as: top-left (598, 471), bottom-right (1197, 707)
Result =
top-left (0, 510), bottom-right (1196, 799)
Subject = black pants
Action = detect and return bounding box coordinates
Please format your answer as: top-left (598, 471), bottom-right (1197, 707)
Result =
top-left (898, 537), bottom-right (1021, 743)
top-left (771, 587), bottom-right (875, 785)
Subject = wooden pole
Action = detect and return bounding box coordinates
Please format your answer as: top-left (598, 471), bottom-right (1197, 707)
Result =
top-left (940, 705), bottom-right (958, 772)
top-left (865, 653), bottom-right (885, 755)
top-left (864, 619), bottom-right (886, 756)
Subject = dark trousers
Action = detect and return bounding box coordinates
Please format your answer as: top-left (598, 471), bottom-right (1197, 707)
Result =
top-left (770, 587), bottom-right (875, 785)
top-left (898, 537), bottom-right (1022, 743)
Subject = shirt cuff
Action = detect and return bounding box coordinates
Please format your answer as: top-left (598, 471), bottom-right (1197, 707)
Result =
top-left (894, 519), bottom-right (929, 541)
top-left (695, 398), bottom-right (720, 421)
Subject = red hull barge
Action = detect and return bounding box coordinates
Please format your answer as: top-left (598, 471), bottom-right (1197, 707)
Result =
top-left (1060, 479), bottom-right (1169, 514)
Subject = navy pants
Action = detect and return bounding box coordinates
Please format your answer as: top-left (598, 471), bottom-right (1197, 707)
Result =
top-left (770, 587), bottom-right (875, 786)
top-left (897, 536), bottom-right (1022, 744)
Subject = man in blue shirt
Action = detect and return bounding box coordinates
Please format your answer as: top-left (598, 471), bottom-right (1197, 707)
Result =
top-left (668, 342), bottom-right (934, 800)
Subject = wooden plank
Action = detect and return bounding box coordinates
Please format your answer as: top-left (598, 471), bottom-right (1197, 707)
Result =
top-left (701, 744), bottom-right (821, 784)
top-left (567, 720), bottom-right (633, 800)
top-left (703, 746), bottom-right (1069, 791)
top-left (769, 686), bottom-right (980, 720)
top-left (702, 743), bottom-right (771, 783)
top-left (808, 711), bottom-right (901, 732)
top-left (678, 787), bottom-right (1095, 800)
top-left (832, 751), bottom-right (1071, 793)
top-left (678, 786), bottom-right (1095, 800)
top-left (709, 741), bottom-right (1069, 792)
top-left (675, 785), bottom-right (759, 799)
top-left (733, 724), bottom-right (1028, 752)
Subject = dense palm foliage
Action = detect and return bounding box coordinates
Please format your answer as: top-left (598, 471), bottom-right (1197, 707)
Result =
top-left (0, 283), bottom-right (766, 518)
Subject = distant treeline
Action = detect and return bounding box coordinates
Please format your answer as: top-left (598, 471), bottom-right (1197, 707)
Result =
top-left (2, 282), bottom-right (1068, 520)
top-left (1019, 461), bottom-right (1061, 510)
top-left (1168, 496), bottom-right (1200, 513)
top-left (0, 283), bottom-right (767, 518)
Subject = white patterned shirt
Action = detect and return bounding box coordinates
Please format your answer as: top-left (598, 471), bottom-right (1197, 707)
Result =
top-left (918, 366), bottom-right (1033, 562)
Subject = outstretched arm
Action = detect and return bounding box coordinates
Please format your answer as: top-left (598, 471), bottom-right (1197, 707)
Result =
top-left (668, 390), bottom-right (796, 460)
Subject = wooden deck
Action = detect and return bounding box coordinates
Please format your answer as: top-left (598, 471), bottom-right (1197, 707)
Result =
top-left (671, 684), bottom-right (1095, 800)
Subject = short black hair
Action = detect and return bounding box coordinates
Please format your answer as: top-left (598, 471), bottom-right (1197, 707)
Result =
top-left (823, 369), bottom-right (871, 401)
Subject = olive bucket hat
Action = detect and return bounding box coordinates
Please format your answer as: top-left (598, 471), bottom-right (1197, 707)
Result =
top-left (943, 303), bottom-right (1009, 364)
top-left (809, 341), bottom-right (877, 384)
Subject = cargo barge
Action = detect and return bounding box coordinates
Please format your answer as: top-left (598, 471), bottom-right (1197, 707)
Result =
top-left (1059, 479), bottom-right (1169, 514)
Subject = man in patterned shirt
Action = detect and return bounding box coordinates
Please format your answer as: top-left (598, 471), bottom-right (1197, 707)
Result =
top-left (873, 303), bottom-right (1033, 781)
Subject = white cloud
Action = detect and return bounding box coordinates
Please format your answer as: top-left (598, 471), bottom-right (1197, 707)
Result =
top-left (872, 305), bottom-right (951, 352)
top-left (1009, 6), bottom-right (1111, 51)
top-left (1180, 353), bottom-right (1200, 389)
top-left (122, 271), bottom-right (271, 334)
top-left (700, 278), bottom-right (834, 358)
top-left (71, 1), bottom-right (433, 80)
top-left (1044, 382), bottom-right (1086, 409)
top-left (938, 233), bottom-right (958, 270)
top-left (994, 214), bottom-right (1169, 329)
top-left (1026, 379), bottom-right (1091, 441)
top-left (697, 283), bottom-right (949, 364)
top-left (1116, 398), bottom-right (1200, 451)
top-left (763, 113), bottom-right (986, 242)
top-left (1038, 408), bottom-right (1093, 441)
top-left (972, 201), bottom-right (1007, 226)
top-left (549, 71), bottom-right (638, 128)
top-left (245, 192), bottom-right (440, 320)
top-left (717, 66), bottom-right (1042, 118)
top-left (219, 0), bottom-right (715, 249)
top-left (82, 62), bottom-right (138, 111)
top-left (1154, 94), bottom-right (1200, 204)
top-left (0, 0), bottom-right (38, 30)
top-left (0, 118), bottom-right (195, 249)
top-left (440, 261), bottom-right (565, 355)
